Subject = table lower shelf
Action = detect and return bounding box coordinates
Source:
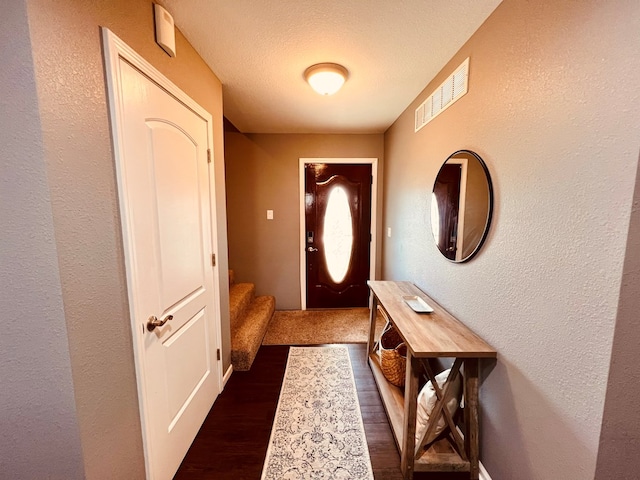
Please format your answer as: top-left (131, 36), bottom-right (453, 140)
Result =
top-left (368, 353), bottom-right (470, 473)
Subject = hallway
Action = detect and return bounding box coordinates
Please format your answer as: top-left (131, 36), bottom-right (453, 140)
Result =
top-left (175, 344), bottom-right (468, 479)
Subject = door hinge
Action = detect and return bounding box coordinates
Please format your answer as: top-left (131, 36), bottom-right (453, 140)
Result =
top-left (207, 149), bottom-right (212, 163)
top-left (211, 253), bottom-right (216, 267)
top-left (216, 348), bottom-right (221, 361)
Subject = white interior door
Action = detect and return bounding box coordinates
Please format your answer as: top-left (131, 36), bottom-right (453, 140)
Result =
top-left (103, 30), bottom-right (221, 479)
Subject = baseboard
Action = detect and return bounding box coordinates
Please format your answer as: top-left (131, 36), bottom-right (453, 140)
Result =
top-left (479, 461), bottom-right (492, 480)
top-left (223, 363), bottom-right (233, 387)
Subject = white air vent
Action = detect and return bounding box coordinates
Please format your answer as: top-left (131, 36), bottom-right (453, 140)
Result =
top-left (415, 58), bottom-right (469, 132)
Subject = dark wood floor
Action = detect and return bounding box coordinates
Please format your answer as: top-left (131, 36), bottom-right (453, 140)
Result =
top-left (175, 344), bottom-right (469, 480)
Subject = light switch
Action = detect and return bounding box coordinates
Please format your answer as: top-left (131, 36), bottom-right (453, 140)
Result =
top-left (267, 210), bottom-right (274, 220)
top-left (387, 227), bottom-right (392, 238)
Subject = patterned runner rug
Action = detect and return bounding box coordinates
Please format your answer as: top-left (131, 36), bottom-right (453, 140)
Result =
top-left (261, 346), bottom-right (374, 480)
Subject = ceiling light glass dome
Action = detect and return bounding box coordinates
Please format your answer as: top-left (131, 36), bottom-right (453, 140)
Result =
top-left (304, 63), bottom-right (349, 96)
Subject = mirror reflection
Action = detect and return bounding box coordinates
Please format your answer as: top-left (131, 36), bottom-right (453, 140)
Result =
top-left (431, 150), bottom-right (493, 262)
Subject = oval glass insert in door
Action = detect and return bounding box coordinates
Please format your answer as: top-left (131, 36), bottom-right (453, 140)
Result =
top-left (322, 185), bottom-right (353, 283)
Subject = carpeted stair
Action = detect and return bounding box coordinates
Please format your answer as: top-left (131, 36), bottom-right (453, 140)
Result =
top-left (229, 270), bottom-right (275, 371)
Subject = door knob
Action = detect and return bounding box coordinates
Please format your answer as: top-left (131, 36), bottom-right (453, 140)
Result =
top-left (147, 314), bottom-right (173, 332)
top-left (307, 246), bottom-right (318, 252)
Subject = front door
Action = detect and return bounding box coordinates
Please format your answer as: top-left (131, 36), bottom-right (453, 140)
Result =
top-left (105, 33), bottom-right (221, 480)
top-left (304, 163), bottom-right (372, 308)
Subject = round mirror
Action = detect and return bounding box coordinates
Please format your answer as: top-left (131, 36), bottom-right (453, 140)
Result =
top-left (431, 150), bottom-right (493, 262)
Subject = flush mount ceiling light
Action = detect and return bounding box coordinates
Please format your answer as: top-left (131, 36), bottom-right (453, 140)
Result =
top-left (304, 63), bottom-right (349, 96)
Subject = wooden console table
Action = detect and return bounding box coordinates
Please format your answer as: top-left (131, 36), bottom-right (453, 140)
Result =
top-left (367, 281), bottom-right (496, 480)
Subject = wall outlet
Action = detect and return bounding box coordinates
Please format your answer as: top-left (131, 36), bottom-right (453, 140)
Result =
top-left (267, 210), bottom-right (274, 220)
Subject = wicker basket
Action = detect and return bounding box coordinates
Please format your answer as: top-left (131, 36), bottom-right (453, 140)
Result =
top-left (378, 323), bottom-right (407, 387)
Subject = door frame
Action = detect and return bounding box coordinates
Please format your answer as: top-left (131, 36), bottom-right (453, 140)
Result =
top-left (445, 157), bottom-right (468, 261)
top-left (299, 158), bottom-right (378, 310)
top-left (102, 28), bottom-right (223, 477)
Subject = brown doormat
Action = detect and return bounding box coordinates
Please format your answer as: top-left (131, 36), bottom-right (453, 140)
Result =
top-left (262, 308), bottom-right (385, 345)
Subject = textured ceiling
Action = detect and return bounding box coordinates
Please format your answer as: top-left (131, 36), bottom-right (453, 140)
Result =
top-left (161, 0), bottom-right (502, 134)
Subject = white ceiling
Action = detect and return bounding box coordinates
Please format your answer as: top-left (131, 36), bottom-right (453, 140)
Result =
top-left (161, 0), bottom-right (502, 134)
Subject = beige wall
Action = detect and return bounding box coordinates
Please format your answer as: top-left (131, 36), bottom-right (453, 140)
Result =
top-left (383, 0), bottom-right (640, 478)
top-left (225, 133), bottom-right (384, 309)
top-left (23, 0), bottom-right (230, 477)
top-left (595, 155), bottom-right (640, 478)
top-left (461, 156), bottom-right (490, 259)
top-left (0, 1), bottom-right (84, 477)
